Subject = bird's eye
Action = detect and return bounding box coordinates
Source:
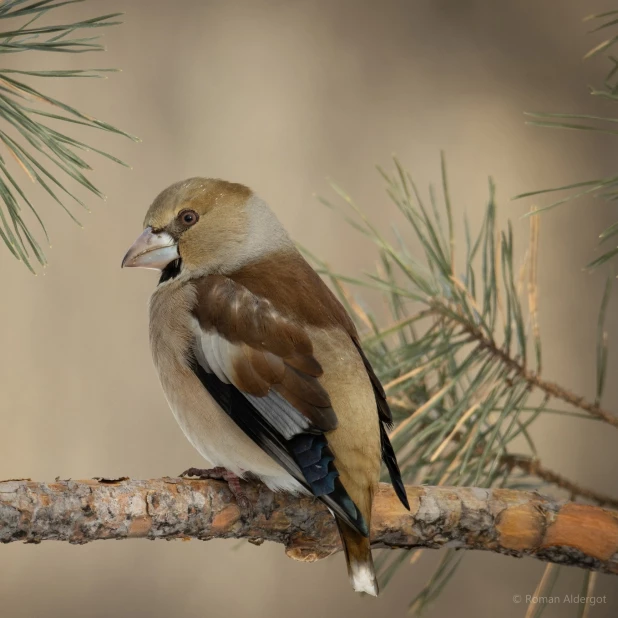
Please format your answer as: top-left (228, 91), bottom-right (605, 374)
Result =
top-left (178, 209), bottom-right (199, 226)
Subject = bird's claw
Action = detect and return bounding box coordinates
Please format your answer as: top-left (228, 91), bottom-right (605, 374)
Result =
top-left (179, 466), bottom-right (254, 519)
top-left (179, 466), bottom-right (227, 480)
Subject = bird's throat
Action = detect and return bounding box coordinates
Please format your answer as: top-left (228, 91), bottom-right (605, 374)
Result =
top-left (159, 259), bottom-right (182, 285)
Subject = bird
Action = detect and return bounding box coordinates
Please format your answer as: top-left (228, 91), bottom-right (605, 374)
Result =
top-left (122, 178), bottom-right (409, 596)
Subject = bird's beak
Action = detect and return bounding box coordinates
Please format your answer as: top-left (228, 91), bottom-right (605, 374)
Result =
top-left (121, 227), bottom-right (179, 270)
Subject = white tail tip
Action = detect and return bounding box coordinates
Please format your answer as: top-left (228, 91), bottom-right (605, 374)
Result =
top-left (350, 562), bottom-right (379, 596)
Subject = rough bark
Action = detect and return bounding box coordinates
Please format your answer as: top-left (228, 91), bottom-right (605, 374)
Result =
top-left (1, 478), bottom-right (617, 574)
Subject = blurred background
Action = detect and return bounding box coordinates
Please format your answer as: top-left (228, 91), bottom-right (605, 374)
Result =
top-left (1, 0), bottom-right (618, 616)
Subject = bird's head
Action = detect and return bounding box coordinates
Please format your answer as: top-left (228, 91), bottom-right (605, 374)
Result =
top-left (122, 177), bottom-right (292, 278)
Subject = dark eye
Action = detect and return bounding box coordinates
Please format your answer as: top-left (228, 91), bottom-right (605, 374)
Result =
top-left (178, 209), bottom-right (199, 226)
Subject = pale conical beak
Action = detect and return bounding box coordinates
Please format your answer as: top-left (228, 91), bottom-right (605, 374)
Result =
top-left (121, 227), bottom-right (179, 270)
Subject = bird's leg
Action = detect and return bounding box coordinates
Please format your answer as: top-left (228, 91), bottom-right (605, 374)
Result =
top-left (179, 467), bottom-right (253, 518)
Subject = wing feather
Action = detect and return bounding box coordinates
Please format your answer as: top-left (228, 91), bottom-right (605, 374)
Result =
top-left (202, 331), bottom-right (228, 383)
top-left (224, 251), bottom-right (409, 511)
top-left (188, 275), bottom-right (369, 531)
top-left (190, 358), bottom-right (367, 535)
top-left (192, 275), bottom-right (338, 433)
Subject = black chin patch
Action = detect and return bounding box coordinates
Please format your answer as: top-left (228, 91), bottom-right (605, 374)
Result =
top-left (159, 259), bottom-right (182, 284)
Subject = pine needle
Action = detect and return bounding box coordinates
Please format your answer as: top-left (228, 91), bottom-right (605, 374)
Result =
top-left (311, 157), bottom-right (618, 609)
top-left (0, 0), bottom-right (136, 270)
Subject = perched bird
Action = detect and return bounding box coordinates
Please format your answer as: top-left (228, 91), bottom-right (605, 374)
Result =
top-left (122, 178), bottom-right (409, 596)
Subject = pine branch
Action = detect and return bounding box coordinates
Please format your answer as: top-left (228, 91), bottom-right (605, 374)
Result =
top-left (388, 299), bottom-right (618, 427)
top-left (1, 478), bottom-right (617, 577)
top-left (459, 320), bottom-right (618, 427)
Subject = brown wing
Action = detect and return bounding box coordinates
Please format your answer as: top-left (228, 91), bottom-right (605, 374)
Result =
top-left (192, 254), bottom-right (408, 511)
top-left (191, 275), bottom-right (337, 436)
top-left (227, 249), bottom-right (408, 507)
top-left (189, 274), bottom-right (369, 533)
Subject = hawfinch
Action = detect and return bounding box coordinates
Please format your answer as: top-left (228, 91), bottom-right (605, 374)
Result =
top-left (122, 178), bottom-right (409, 596)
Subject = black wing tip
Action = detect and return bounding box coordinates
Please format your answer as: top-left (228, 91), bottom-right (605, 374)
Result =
top-left (379, 422), bottom-right (410, 510)
top-left (322, 477), bottom-right (370, 538)
top-left (347, 512), bottom-right (370, 538)
top-left (393, 478), bottom-right (410, 511)
top-left (356, 517), bottom-right (370, 538)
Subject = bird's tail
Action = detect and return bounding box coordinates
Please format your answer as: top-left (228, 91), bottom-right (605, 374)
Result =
top-left (337, 520), bottom-right (379, 596)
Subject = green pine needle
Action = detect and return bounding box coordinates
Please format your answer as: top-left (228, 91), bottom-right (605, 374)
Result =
top-left (0, 0), bottom-right (137, 271)
top-left (515, 9), bottom-right (618, 270)
top-left (308, 156), bottom-right (611, 611)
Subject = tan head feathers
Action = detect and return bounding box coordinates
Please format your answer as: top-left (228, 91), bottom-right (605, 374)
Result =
top-left (144, 178), bottom-right (253, 231)
top-left (124, 177), bottom-right (293, 276)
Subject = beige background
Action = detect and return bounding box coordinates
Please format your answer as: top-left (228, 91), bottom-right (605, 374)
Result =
top-left (1, 1), bottom-right (617, 616)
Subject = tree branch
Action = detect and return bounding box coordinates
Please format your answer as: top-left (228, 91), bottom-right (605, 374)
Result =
top-left (461, 319), bottom-right (618, 428)
top-left (1, 478), bottom-right (617, 574)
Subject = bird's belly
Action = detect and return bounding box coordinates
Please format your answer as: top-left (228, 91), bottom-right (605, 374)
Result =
top-left (160, 369), bottom-right (305, 494)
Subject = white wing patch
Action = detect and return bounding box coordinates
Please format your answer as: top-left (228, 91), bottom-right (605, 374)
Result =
top-left (245, 390), bottom-right (311, 438)
top-left (190, 318), bottom-right (314, 439)
top-left (199, 330), bottom-right (229, 383)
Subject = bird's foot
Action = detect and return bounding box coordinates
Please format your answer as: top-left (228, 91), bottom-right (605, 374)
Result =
top-left (179, 466), bottom-right (228, 480)
top-left (179, 467), bottom-right (254, 519)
